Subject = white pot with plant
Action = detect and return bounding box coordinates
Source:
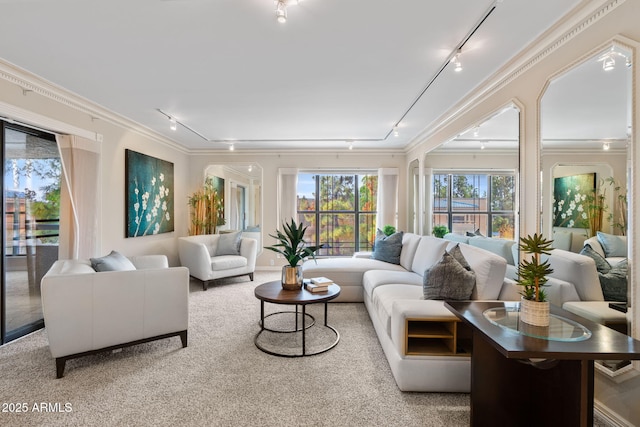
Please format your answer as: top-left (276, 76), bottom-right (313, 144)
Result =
top-left (264, 219), bottom-right (320, 290)
top-left (516, 233), bottom-right (554, 327)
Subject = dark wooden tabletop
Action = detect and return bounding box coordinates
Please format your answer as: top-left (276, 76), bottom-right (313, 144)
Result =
top-left (445, 301), bottom-right (640, 361)
top-left (254, 280), bottom-right (341, 305)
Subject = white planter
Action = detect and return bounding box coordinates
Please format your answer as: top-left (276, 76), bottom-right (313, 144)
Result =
top-left (520, 297), bottom-right (550, 327)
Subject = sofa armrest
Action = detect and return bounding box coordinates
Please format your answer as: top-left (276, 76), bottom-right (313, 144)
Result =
top-left (498, 276), bottom-right (580, 307)
top-left (178, 237), bottom-right (213, 281)
top-left (129, 255), bottom-right (169, 270)
top-left (352, 251), bottom-right (372, 259)
top-left (390, 299), bottom-right (459, 357)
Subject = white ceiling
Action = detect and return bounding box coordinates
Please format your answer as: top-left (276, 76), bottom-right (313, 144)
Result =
top-left (0, 0), bottom-right (589, 151)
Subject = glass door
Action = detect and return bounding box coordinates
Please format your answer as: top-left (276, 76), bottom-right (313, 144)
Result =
top-left (2, 122), bottom-right (60, 343)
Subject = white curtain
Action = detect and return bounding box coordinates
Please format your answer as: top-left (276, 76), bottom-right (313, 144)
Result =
top-left (278, 168), bottom-right (298, 226)
top-left (56, 134), bottom-right (100, 259)
top-left (376, 168), bottom-right (399, 230)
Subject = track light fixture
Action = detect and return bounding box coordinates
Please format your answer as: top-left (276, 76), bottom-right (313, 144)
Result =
top-left (169, 118), bottom-right (177, 131)
top-left (393, 126), bottom-right (399, 137)
top-left (451, 49), bottom-right (462, 72)
top-left (348, 141), bottom-right (354, 150)
top-left (597, 47), bottom-right (630, 71)
top-left (229, 143), bottom-right (235, 151)
top-left (275, 0), bottom-right (287, 23)
top-left (603, 141), bottom-right (610, 151)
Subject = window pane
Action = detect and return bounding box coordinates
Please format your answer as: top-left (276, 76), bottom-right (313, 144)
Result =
top-left (359, 213), bottom-right (376, 251)
top-left (358, 175), bottom-right (377, 212)
top-left (491, 175), bottom-right (515, 211)
top-left (492, 214), bottom-right (515, 239)
top-left (433, 174), bottom-right (448, 211)
top-left (318, 175), bottom-right (355, 211)
top-left (451, 174), bottom-right (486, 213)
top-left (298, 213), bottom-right (317, 246)
top-left (319, 213), bottom-right (355, 256)
top-left (451, 214), bottom-right (487, 236)
top-left (297, 173), bottom-right (316, 211)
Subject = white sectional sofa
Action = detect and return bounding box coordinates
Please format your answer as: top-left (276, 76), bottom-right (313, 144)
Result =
top-left (302, 232), bottom-right (617, 392)
top-left (41, 255), bottom-right (189, 378)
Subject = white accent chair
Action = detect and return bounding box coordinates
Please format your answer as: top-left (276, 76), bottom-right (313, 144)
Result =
top-left (178, 234), bottom-right (258, 290)
top-left (41, 255), bottom-right (189, 378)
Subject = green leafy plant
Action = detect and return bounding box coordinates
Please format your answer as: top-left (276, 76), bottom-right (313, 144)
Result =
top-left (432, 225), bottom-right (449, 238)
top-left (264, 219), bottom-right (321, 267)
top-left (382, 225), bottom-right (396, 236)
top-left (516, 233), bottom-right (554, 302)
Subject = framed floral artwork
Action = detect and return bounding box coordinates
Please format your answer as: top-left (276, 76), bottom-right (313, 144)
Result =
top-left (552, 173), bottom-right (595, 229)
top-left (125, 149), bottom-right (174, 237)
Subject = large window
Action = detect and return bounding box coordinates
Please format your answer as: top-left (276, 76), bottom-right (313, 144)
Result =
top-left (433, 172), bottom-right (515, 239)
top-left (297, 173), bottom-right (377, 256)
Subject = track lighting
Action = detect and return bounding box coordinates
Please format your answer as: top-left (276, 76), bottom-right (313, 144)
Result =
top-left (248, 164), bottom-right (253, 172)
top-left (451, 49), bottom-right (462, 72)
top-left (603, 142), bottom-right (610, 151)
top-left (348, 141), bottom-right (353, 150)
top-left (169, 118), bottom-right (177, 131)
top-left (393, 126), bottom-right (399, 137)
top-left (473, 126), bottom-right (480, 137)
top-left (229, 143), bottom-right (235, 151)
top-left (597, 47), bottom-right (630, 71)
top-left (276, 1), bottom-right (287, 23)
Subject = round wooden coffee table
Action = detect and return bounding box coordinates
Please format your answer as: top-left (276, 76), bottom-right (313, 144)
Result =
top-left (254, 280), bottom-right (341, 357)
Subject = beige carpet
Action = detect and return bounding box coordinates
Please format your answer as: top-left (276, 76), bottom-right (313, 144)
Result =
top-left (0, 270), bottom-right (609, 426)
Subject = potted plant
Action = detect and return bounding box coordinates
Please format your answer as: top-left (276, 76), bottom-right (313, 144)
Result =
top-left (264, 219), bottom-right (321, 290)
top-left (382, 225), bottom-right (396, 236)
top-left (432, 225), bottom-right (449, 238)
top-left (516, 233), bottom-right (554, 326)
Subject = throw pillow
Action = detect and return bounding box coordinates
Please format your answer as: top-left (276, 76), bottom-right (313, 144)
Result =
top-left (217, 231), bottom-right (242, 256)
top-left (448, 244), bottom-right (471, 271)
top-left (423, 251), bottom-right (476, 300)
top-left (580, 244), bottom-right (611, 274)
top-left (371, 229), bottom-right (403, 265)
top-left (90, 250), bottom-right (137, 272)
top-left (596, 231), bottom-right (627, 257)
top-left (599, 259), bottom-right (628, 302)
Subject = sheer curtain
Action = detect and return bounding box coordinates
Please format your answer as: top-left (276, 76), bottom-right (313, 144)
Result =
top-left (56, 134), bottom-right (100, 259)
top-left (278, 168), bottom-right (298, 226)
top-left (376, 168), bottom-right (399, 230)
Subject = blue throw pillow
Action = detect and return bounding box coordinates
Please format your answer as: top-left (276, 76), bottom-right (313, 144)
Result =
top-left (371, 229), bottom-right (403, 265)
top-left (90, 250), bottom-right (136, 272)
top-left (599, 259), bottom-right (628, 302)
top-left (580, 244), bottom-right (611, 274)
top-left (596, 232), bottom-right (626, 257)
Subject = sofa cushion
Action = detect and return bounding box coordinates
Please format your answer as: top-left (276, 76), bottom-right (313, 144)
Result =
top-left (371, 284), bottom-right (423, 336)
top-left (217, 231), bottom-right (242, 255)
top-left (423, 251), bottom-right (475, 300)
top-left (599, 259), bottom-right (628, 302)
top-left (363, 270), bottom-right (422, 299)
top-left (302, 257), bottom-right (406, 288)
top-left (210, 255), bottom-right (247, 271)
top-left (579, 244), bottom-right (611, 273)
top-left (399, 233), bottom-right (421, 271)
top-left (411, 237), bottom-right (448, 275)
top-left (596, 232), bottom-right (627, 258)
top-left (371, 230), bottom-right (404, 265)
top-left (90, 251), bottom-right (136, 272)
top-left (468, 236), bottom-right (516, 265)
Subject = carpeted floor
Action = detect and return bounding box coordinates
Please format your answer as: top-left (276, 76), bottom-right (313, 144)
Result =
top-left (0, 270), bottom-right (472, 427)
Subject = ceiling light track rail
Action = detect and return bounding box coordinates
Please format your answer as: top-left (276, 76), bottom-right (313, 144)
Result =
top-left (388, 1), bottom-right (501, 139)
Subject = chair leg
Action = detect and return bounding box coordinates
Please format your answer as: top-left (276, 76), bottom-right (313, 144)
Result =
top-left (202, 280), bottom-right (208, 291)
top-left (180, 330), bottom-right (188, 347)
top-left (249, 273), bottom-right (254, 281)
top-left (56, 358), bottom-right (66, 379)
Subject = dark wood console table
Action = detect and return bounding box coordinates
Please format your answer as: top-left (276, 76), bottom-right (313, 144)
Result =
top-left (445, 301), bottom-right (640, 427)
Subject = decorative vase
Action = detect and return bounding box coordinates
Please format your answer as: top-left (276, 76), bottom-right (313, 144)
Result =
top-left (281, 265), bottom-right (303, 290)
top-left (520, 297), bottom-right (550, 327)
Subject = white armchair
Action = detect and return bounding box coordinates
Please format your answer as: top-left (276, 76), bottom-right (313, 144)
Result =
top-left (178, 234), bottom-right (258, 290)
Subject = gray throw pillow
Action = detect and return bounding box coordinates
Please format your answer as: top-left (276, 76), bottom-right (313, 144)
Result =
top-left (371, 229), bottom-right (403, 265)
top-left (596, 231), bottom-right (626, 257)
top-left (599, 259), bottom-right (628, 302)
top-left (217, 231), bottom-right (242, 255)
top-left (423, 251), bottom-right (476, 300)
top-left (90, 250), bottom-right (136, 272)
top-left (580, 244), bottom-right (611, 274)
